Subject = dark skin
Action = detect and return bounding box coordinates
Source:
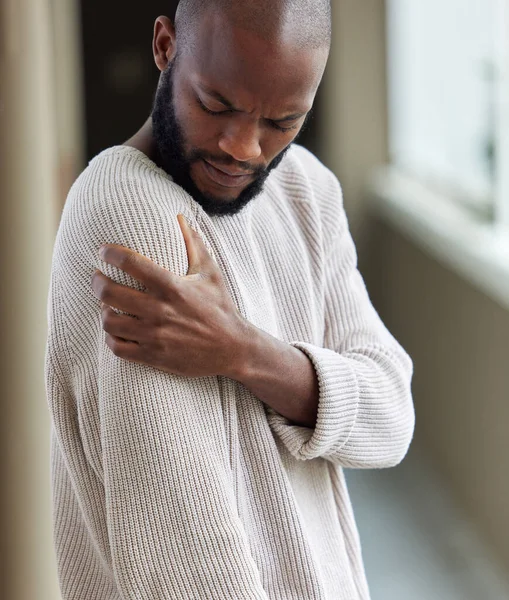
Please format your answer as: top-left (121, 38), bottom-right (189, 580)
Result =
top-left (91, 12), bottom-right (329, 427)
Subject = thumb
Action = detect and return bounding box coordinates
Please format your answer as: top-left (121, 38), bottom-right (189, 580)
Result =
top-left (177, 213), bottom-right (208, 276)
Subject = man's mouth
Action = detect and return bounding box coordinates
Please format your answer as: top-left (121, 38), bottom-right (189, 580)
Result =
top-left (201, 159), bottom-right (255, 188)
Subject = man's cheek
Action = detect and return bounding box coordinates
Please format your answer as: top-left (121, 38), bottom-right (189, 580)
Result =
top-left (181, 111), bottom-right (221, 150)
top-left (189, 126), bottom-right (220, 152)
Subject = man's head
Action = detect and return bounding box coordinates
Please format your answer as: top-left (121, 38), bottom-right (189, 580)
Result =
top-left (151, 0), bottom-right (331, 217)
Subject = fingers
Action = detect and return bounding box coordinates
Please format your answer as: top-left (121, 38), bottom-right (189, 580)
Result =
top-left (92, 270), bottom-right (152, 317)
top-left (101, 304), bottom-right (147, 343)
top-left (98, 244), bottom-right (181, 292)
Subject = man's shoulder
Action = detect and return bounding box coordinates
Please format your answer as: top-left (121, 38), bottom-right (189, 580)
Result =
top-left (271, 143), bottom-right (344, 214)
top-left (66, 145), bottom-right (183, 212)
top-left (270, 145), bottom-right (348, 247)
top-left (281, 143), bottom-right (332, 174)
top-left (55, 146), bottom-right (193, 273)
top-left (58, 145), bottom-right (192, 246)
top-left (276, 144), bottom-right (342, 196)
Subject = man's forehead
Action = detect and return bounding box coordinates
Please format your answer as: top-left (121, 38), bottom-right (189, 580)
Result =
top-left (180, 12), bottom-right (327, 101)
top-left (175, 0), bottom-right (332, 55)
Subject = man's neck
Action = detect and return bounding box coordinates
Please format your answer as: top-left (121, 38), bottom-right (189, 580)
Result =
top-left (122, 117), bottom-right (158, 164)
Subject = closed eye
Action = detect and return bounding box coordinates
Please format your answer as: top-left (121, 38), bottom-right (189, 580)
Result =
top-left (196, 95), bottom-right (232, 115)
top-left (197, 94), bottom-right (302, 133)
top-left (268, 120), bottom-right (301, 133)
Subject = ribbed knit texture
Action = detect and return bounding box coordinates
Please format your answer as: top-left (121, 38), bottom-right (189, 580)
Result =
top-left (45, 143), bottom-right (415, 600)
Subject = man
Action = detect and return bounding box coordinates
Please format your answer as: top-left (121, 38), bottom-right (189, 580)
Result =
top-left (45, 1), bottom-right (415, 598)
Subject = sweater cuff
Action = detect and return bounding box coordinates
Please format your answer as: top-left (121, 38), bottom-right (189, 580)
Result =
top-left (265, 341), bottom-right (359, 461)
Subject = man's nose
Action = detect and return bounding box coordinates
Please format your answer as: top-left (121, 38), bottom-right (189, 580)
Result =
top-left (218, 120), bottom-right (262, 163)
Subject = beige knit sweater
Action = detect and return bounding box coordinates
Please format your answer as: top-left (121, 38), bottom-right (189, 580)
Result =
top-left (45, 143), bottom-right (414, 600)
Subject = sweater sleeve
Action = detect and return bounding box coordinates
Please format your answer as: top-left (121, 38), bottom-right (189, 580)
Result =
top-left (46, 171), bottom-right (269, 599)
top-left (265, 174), bottom-right (415, 469)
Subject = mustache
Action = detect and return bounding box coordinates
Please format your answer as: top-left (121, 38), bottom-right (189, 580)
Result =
top-left (187, 149), bottom-right (267, 176)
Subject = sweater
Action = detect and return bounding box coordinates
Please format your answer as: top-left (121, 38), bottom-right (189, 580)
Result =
top-left (44, 143), bottom-right (415, 600)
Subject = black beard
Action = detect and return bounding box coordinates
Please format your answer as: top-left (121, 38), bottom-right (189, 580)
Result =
top-left (151, 60), bottom-right (293, 217)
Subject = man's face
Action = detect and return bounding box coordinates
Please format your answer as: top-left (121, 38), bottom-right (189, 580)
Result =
top-left (152, 11), bottom-right (327, 217)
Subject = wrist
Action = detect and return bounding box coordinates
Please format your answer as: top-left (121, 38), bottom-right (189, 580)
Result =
top-left (221, 316), bottom-right (258, 381)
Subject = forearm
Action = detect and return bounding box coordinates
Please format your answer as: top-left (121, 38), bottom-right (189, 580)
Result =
top-left (227, 323), bottom-right (320, 428)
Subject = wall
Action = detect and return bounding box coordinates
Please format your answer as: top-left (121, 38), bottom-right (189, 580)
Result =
top-left (80, 0), bottom-right (177, 159)
top-left (320, 0), bottom-right (389, 240)
top-left (361, 218), bottom-right (509, 569)
top-left (0, 1), bottom-right (61, 598)
top-left (1, 0), bottom-right (84, 597)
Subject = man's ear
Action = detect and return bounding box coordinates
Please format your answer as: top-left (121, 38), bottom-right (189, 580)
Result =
top-left (153, 16), bottom-right (177, 72)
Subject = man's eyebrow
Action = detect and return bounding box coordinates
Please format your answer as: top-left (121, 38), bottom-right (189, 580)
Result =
top-left (200, 85), bottom-right (308, 122)
top-left (272, 112), bottom-right (308, 123)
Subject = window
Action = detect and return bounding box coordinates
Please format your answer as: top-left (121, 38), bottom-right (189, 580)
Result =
top-left (386, 0), bottom-right (509, 230)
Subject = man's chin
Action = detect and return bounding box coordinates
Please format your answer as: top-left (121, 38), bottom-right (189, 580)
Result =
top-left (194, 189), bottom-right (254, 216)
top-left (194, 182), bottom-right (265, 217)
top-left (199, 187), bottom-right (244, 206)
top-left (190, 163), bottom-right (245, 202)
top-left (183, 168), bottom-right (259, 215)
top-left (166, 159), bottom-right (269, 217)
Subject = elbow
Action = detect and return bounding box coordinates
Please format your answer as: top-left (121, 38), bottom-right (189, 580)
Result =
top-left (339, 425), bottom-right (415, 470)
top-left (361, 358), bottom-right (415, 469)
top-left (339, 345), bottom-right (415, 469)
top-left (380, 386), bottom-right (416, 468)
top-left (372, 393), bottom-right (416, 469)
top-left (380, 417), bottom-right (415, 468)
top-left (371, 386), bottom-right (416, 469)
top-left (332, 388), bottom-right (416, 469)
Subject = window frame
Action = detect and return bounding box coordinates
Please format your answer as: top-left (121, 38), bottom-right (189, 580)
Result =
top-left (495, 0), bottom-right (509, 232)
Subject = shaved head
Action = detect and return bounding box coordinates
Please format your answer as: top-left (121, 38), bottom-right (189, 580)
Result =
top-left (175, 0), bottom-right (332, 55)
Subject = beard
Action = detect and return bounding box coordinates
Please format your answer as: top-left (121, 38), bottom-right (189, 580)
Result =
top-left (151, 59), bottom-right (294, 217)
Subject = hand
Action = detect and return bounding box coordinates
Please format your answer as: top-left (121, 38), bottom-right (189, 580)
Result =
top-left (91, 214), bottom-right (249, 379)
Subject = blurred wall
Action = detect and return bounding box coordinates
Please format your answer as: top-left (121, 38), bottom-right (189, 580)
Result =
top-left (320, 0), bottom-right (509, 571)
top-left (53, 0), bottom-right (86, 205)
top-left (320, 0), bottom-right (388, 241)
top-left (362, 221), bottom-right (509, 570)
top-left (80, 1), bottom-right (177, 159)
top-left (0, 0), bottom-right (84, 598)
top-left (1, 1), bottom-right (60, 599)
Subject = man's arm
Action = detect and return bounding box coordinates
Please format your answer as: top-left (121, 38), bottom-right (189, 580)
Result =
top-left (232, 174), bottom-right (415, 468)
top-left (45, 176), bottom-right (269, 599)
top-left (227, 325), bottom-right (321, 429)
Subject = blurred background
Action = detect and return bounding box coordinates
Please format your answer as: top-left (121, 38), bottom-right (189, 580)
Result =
top-left (1, 0), bottom-right (508, 598)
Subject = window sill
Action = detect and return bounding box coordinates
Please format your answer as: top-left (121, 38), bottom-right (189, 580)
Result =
top-left (367, 166), bottom-right (509, 312)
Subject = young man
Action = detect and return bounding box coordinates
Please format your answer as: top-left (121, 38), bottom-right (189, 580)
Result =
top-left (45, 1), bottom-right (414, 598)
